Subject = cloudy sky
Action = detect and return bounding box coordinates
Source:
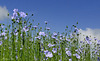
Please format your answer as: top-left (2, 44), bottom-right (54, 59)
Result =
top-left (0, 0), bottom-right (100, 40)
top-left (0, 6), bottom-right (9, 20)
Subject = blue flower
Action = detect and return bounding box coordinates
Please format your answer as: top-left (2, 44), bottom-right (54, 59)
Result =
top-left (35, 36), bottom-right (41, 39)
top-left (44, 50), bottom-right (49, 54)
top-left (48, 43), bottom-right (55, 47)
top-left (45, 52), bottom-right (53, 58)
top-left (53, 32), bottom-right (57, 36)
top-left (86, 36), bottom-right (89, 41)
top-left (19, 12), bottom-right (27, 18)
top-left (69, 59), bottom-right (72, 61)
top-left (52, 48), bottom-right (57, 53)
top-left (65, 48), bottom-right (68, 51)
top-left (16, 55), bottom-right (18, 59)
top-left (75, 53), bottom-right (80, 59)
top-left (16, 20), bottom-right (19, 23)
top-left (1, 25), bottom-right (4, 28)
top-left (33, 25), bottom-right (38, 29)
top-left (44, 50), bottom-right (53, 58)
top-left (97, 57), bottom-right (100, 61)
top-left (59, 34), bottom-right (63, 37)
top-left (23, 26), bottom-right (29, 32)
top-left (39, 32), bottom-right (45, 36)
top-left (74, 28), bottom-right (79, 32)
top-left (59, 59), bottom-right (62, 61)
top-left (13, 12), bottom-right (18, 17)
top-left (46, 27), bottom-right (50, 30)
top-left (11, 12), bottom-right (18, 19)
top-left (66, 38), bottom-right (70, 41)
top-left (66, 51), bottom-right (71, 56)
top-left (51, 35), bottom-right (56, 39)
top-left (1, 32), bottom-right (6, 36)
top-left (97, 40), bottom-right (100, 45)
top-left (5, 36), bottom-right (7, 39)
top-left (0, 41), bottom-right (2, 45)
top-left (13, 9), bottom-right (18, 13)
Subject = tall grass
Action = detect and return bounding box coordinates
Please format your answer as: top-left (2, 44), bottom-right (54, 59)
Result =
top-left (0, 9), bottom-right (99, 61)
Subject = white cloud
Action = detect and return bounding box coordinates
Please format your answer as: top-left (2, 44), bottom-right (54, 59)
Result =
top-left (0, 6), bottom-right (9, 21)
top-left (78, 28), bottom-right (100, 54)
top-left (78, 28), bottom-right (100, 42)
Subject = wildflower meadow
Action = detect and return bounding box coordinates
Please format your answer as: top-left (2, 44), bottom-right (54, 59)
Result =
top-left (0, 9), bottom-right (100, 61)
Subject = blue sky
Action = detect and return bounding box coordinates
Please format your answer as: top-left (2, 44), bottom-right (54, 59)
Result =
top-left (0, 0), bottom-right (100, 33)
